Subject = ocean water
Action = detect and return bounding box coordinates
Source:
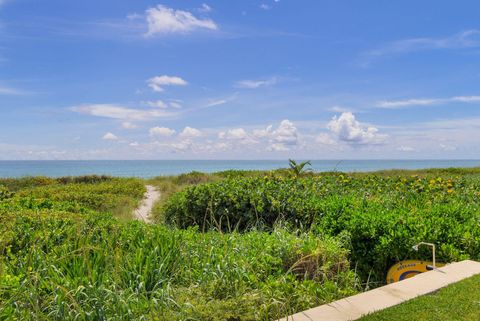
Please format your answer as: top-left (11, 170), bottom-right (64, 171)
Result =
top-left (0, 160), bottom-right (479, 178)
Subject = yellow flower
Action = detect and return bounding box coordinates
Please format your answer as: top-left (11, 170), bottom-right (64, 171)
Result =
top-left (447, 189), bottom-right (454, 194)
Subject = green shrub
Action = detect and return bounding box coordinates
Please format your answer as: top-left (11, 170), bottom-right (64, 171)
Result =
top-left (163, 174), bottom-right (480, 282)
top-left (0, 186), bottom-right (14, 201)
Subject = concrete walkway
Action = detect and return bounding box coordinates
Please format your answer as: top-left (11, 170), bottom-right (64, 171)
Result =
top-left (134, 185), bottom-right (160, 223)
top-left (279, 260), bottom-right (480, 321)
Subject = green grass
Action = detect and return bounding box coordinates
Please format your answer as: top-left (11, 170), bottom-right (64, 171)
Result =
top-left (359, 274), bottom-right (480, 321)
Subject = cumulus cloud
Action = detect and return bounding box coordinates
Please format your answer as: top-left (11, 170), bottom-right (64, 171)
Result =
top-left (252, 125), bottom-right (273, 138)
top-left (172, 139), bottom-right (193, 152)
top-left (72, 104), bottom-right (176, 121)
top-left (179, 126), bottom-right (202, 138)
top-left (268, 143), bottom-right (289, 152)
top-left (145, 5), bottom-right (217, 36)
top-left (316, 133), bottom-right (337, 145)
top-left (219, 128), bottom-right (248, 140)
top-left (235, 77), bottom-right (278, 89)
top-left (149, 126), bottom-right (176, 137)
top-left (246, 121), bottom-right (300, 151)
top-left (272, 120), bottom-right (298, 146)
top-left (102, 132), bottom-right (118, 141)
top-left (327, 112), bottom-right (386, 145)
top-left (147, 75), bottom-right (188, 92)
top-left (218, 128), bottom-right (259, 145)
top-left (121, 122), bottom-right (137, 129)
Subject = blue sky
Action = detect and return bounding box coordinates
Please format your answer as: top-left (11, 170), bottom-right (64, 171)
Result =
top-left (1, 0), bottom-right (480, 159)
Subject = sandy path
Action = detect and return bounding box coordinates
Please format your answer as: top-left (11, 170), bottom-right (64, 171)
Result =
top-left (134, 185), bottom-right (161, 223)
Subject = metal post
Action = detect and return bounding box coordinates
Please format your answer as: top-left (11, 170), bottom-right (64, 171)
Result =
top-left (412, 242), bottom-right (436, 269)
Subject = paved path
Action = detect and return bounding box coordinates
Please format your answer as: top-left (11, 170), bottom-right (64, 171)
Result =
top-left (134, 185), bottom-right (160, 223)
top-left (279, 260), bottom-right (480, 321)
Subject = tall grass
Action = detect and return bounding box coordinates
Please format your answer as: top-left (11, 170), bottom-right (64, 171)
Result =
top-left (0, 210), bottom-right (355, 320)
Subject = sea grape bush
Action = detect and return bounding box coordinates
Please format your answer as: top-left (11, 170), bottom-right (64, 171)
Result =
top-left (163, 173), bottom-right (480, 280)
top-left (0, 186), bottom-right (14, 201)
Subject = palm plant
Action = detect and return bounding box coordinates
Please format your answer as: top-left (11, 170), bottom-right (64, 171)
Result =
top-left (288, 159), bottom-right (312, 178)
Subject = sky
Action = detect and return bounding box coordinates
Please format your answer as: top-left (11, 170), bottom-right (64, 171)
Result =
top-left (1, 0), bottom-right (480, 160)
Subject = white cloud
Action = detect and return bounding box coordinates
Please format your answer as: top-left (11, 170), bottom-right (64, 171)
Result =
top-left (272, 120), bottom-right (298, 146)
top-left (376, 95), bottom-right (480, 109)
top-left (122, 122), bottom-right (137, 129)
top-left (205, 99), bottom-right (228, 107)
top-left (440, 144), bottom-right (457, 151)
top-left (145, 5), bottom-right (217, 36)
top-left (377, 98), bottom-right (440, 109)
top-left (172, 139), bottom-right (193, 151)
top-left (316, 133), bottom-right (337, 145)
top-left (146, 100), bottom-right (183, 109)
top-left (129, 141), bottom-right (139, 147)
top-left (0, 86), bottom-right (22, 95)
top-left (252, 125), bottom-right (273, 138)
top-left (452, 95), bottom-right (480, 102)
top-left (235, 77), bottom-right (278, 89)
top-left (219, 128), bottom-right (248, 140)
top-left (366, 30), bottom-right (480, 59)
top-left (258, 120), bottom-right (300, 151)
top-left (72, 104), bottom-right (176, 121)
top-left (179, 126), bottom-right (202, 138)
top-left (268, 143), bottom-right (288, 152)
top-left (147, 75), bottom-right (188, 92)
top-left (149, 126), bottom-right (176, 137)
top-left (102, 132), bottom-right (118, 141)
top-left (327, 112), bottom-right (386, 145)
top-left (169, 101), bottom-right (183, 109)
top-left (199, 3), bottom-right (212, 13)
top-left (260, 4), bottom-right (271, 10)
top-left (329, 105), bottom-right (354, 113)
top-left (146, 100), bottom-right (168, 108)
top-left (397, 145), bottom-right (415, 152)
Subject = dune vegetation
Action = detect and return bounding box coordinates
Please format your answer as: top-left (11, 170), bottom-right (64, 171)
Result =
top-left (1, 167), bottom-right (480, 319)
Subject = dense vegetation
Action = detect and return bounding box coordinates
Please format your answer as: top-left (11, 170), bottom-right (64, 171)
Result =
top-left (162, 171), bottom-right (480, 281)
top-left (2, 168), bottom-right (480, 319)
top-left (0, 176), bottom-right (145, 221)
top-left (0, 174), bottom-right (356, 320)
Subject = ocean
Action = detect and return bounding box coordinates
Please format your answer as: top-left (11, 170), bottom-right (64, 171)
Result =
top-left (0, 160), bottom-right (479, 178)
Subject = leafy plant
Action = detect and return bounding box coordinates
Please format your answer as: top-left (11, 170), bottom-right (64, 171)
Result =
top-left (288, 159), bottom-right (312, 178)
